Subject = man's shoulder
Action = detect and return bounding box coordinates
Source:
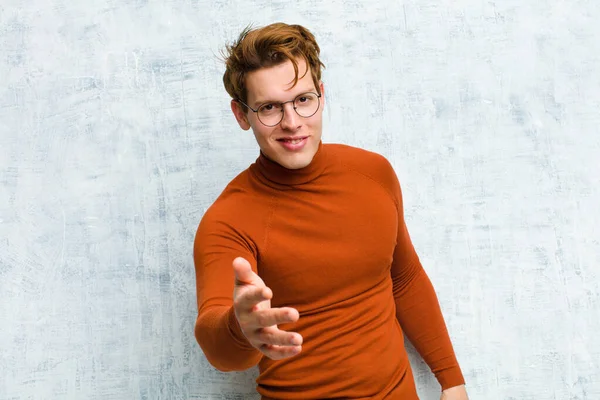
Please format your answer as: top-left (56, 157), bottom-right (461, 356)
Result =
top-left (324, 142), bottom-right (396, 180)
top-left (202, 169), bottom-right (254, 220)
top-left (198, 166), bottom-right (274, 234)
top-left (194, 169), bottom-right (261, 256)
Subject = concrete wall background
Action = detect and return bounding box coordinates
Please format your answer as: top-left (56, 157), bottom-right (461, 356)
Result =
top-left (1, 1), bottom-right (599, 399)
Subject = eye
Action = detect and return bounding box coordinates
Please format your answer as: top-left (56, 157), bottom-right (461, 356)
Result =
top-left (297, 93), bottom-right (316, 103)
top-left (259, 103), bottom-right (282, 114)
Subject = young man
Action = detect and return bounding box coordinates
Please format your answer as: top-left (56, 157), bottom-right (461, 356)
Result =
top-left (193, 23), bottom-right (468, 400)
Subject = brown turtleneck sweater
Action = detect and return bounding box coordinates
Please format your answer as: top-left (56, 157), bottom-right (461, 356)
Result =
top-left (193, 141), bottom-right (465, 399)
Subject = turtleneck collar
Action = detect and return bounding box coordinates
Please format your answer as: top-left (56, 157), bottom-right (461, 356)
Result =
top-left (251, 140), bottom-right (327, 187)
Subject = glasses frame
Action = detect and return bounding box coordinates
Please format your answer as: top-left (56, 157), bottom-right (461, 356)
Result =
top-left (236, 91), bottom-right (322, 127)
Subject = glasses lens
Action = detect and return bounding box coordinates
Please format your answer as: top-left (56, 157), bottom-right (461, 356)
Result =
top-left (256, 92), bottom-right (320, 126)
top-left (294, 92), bottom-right (320, 118)
top-left (258, 103), bottom-right (283, 126)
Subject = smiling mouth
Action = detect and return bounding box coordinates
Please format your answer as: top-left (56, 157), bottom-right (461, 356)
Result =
top-left (276, 136), bottom-right (309, 151)
top-left (277, 137), bottom-right (307, 144)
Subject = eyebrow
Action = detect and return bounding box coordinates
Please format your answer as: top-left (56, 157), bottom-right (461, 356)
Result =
top-left (253, 89), bottom-right (316, 108)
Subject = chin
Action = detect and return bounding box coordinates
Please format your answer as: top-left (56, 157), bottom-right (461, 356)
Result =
top-left (285, 158), bottom-right (311, 170)
top-left (262, 137), bottom-right (319, 169)
top-left (274, 150), bottom-right (313, 169)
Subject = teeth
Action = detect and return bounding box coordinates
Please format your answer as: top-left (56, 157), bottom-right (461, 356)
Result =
top-left (283, 138), bottom-right (303, 144)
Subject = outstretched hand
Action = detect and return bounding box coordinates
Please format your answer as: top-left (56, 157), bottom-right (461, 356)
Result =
top-left (232, 257), bottom-right (303, 360)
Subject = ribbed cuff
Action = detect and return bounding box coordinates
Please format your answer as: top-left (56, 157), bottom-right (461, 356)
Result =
top-left (226, 306), bottom-right (258, 351)
top-left (436, 366), bottom-right (466, 391)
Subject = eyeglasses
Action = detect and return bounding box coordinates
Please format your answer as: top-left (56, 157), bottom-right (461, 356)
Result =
top-left (236, 91), bottom-right (322, 127)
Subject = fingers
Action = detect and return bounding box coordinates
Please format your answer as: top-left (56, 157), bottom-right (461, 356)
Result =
top-left (236, 302), bottom-right (299, 329)
top-left (231, 256), bottom-right (303, 360)
top-left (255, 325), bottom-right (303, 347)
top-left (234, 285), bottom-right (273, 312)
top-left (253, 307), bottom-right (299, 328)
top-left (259, 343), bottom-right (302, 360)
top-left (236, 307), bottom-right (303, 358)
top-left (232, 257), bottom-right (257, 285)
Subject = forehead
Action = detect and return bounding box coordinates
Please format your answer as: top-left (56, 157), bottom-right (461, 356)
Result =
top-left (245, 58), bottom-right (314, 105)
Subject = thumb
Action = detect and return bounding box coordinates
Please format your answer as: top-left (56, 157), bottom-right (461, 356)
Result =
top-left (232, 257), bottom-right (260, 286)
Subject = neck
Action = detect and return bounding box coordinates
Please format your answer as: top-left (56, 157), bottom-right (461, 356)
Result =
top-left (252, 140), bottom-right (327, 186)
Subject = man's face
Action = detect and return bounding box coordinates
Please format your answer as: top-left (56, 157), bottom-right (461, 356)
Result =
top-left (231, 58), bottom-right (325, 170)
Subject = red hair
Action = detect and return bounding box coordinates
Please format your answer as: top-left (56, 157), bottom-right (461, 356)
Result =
top-left (221, 23), bottom-right (325, 112)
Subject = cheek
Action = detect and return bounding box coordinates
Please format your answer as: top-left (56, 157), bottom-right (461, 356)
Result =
top-left (309, 113), bottom-right (323, 129)
top-left (253, 126), bottom-right (275, 142)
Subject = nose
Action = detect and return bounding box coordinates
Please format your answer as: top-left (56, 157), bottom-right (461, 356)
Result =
top-left (279, 102), bottom-right (300, 130)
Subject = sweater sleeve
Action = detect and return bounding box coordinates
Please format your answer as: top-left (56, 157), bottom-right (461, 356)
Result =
top-left (385, 162), bottom-right (466, 391)
top-left (192, 210), bottom-right (263, 371)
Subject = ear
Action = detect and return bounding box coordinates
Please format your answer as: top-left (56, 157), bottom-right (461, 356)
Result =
top-left (231, 100), bottom-right (251, 131)
top-left (319, 81), bottom-right (325, 109)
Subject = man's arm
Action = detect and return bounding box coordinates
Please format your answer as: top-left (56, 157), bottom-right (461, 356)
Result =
top-left (193, 213), bottom-right (263, 371)
top-left (384, 161), bottom-right (466, 392)
top-left (193, 212), bottom-right (302, 371)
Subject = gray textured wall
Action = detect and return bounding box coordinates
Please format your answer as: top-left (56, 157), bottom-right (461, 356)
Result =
top-left (1, 1), bottom-right (599, 399)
